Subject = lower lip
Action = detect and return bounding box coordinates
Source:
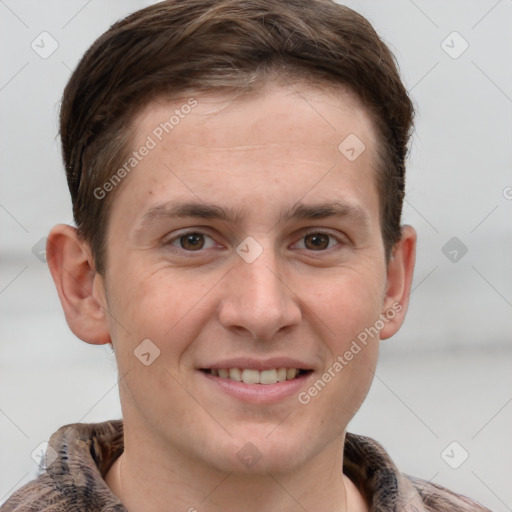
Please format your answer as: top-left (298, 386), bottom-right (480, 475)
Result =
top-left (199, 371), bottom-right (312, 404)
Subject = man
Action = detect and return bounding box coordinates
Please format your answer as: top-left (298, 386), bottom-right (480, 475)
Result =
top-left (1, 0), bottom-right (493, 511)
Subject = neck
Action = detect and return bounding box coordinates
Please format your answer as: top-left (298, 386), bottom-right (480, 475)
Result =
top-left (105, 420), bottom-right (366, 512)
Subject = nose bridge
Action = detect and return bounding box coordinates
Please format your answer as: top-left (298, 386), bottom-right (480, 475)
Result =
top-left (245, 250), bottom-right (283, 300)
top-left (236, 240), bottom-right (286, 309)
top-left (219, 239), bottom-right (300, 339)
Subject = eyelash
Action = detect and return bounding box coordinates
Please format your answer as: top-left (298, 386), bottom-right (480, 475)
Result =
top-left (164, 228), bottom-right (346, 255)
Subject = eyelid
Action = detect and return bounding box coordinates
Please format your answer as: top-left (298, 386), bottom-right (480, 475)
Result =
top-left (163, 228), bottom-right (218, 250)
top-left (164, 226), bottom-right (347, 254)
top-left (292, 227), bottom-right (347, 250)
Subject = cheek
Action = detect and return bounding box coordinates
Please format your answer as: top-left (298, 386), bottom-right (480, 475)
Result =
top-left (311, 268), bottom-right (385, 348)
top-left (107, 265), bottom-right (215, 361)
top-left (332, 349), bottom-right (378, 424)
top-left (107, 268), bottom-right (205, 413)
top-left (315, 269), bottom-right (384, 418)
top-left (299, 332), bottom-right (379, 433)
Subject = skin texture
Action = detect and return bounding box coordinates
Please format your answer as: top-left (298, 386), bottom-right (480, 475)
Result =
top-left (47, 82), bottom-right (416, 512)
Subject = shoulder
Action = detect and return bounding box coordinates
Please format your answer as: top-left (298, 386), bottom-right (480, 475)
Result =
top-left (0, 473), bottom-right (126, 511)
top-left (344, 432), bottom-right (494, 512)
top-left (0, 473), bottom-right (65, 512)
top-left (1, 420), bottom-right (125, 512)
top-left (405, 474), bottom-right (494, 512)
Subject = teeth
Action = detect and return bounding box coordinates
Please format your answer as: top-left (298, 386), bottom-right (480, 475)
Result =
top-left (242, 369), bottom-right (260, 384)
top-left (210, 367), bottom-right (305, 384)
top-left (228, 368), bottom-right (242, 381)
top-left (260, 369), bottom-right (278, 385)
top-left (286, 368), bottom-right (297, 380)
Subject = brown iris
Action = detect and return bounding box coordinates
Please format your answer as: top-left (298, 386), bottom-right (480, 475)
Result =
top-left (179, 233), bottom-right (205, 251)
top-left (304, 233), bottom-right (330, 251)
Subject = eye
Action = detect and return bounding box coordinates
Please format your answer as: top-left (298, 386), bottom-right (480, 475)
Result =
top-left (164, 228), bottom-right (345, 254)
top-left (294, 230), bottom-right (344, 252)
top-left (167, 231), bottom-right (217, 252)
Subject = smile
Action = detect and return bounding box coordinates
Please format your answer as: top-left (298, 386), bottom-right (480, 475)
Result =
top-left (201, 368), bottom-right (312, 384)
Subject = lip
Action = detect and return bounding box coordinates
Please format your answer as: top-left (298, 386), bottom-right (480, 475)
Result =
top-left (198, 357), bottom-right (314, 372)
top-left (198, 368), bottom-right (314, 404)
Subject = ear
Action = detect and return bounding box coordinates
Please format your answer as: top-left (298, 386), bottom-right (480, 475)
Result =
top-left (379, 225), bottom-right (417, 340)
top-left (46, 224), bottom-right (111, 345)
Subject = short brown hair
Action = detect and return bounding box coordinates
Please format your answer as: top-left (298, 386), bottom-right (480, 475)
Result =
top-left (60, 0), bottom-right (414, 274)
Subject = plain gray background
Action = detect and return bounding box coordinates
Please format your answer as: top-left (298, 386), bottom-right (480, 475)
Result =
top-left (1, 0), bottom-right (511, 510)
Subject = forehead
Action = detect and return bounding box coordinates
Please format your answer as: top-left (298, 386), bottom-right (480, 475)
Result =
top-left (109, 83), bottom-right (381, 230)
top-left (132, 82), bottom-right (376, 156)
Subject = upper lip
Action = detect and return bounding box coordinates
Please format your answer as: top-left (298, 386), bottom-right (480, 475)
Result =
top-left (199, 357), bottom-right (314, 371)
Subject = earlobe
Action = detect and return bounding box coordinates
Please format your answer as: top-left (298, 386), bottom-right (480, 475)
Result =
top-left (379, 225), bottom-right (417, 340)
top-left (46, 224), bottom-right (111, 345)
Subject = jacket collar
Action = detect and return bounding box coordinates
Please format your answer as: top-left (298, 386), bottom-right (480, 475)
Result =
top-left (45, 420), bottom-right (428, 512)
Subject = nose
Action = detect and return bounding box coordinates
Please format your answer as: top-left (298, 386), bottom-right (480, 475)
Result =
top-left (218, 243), bottom-right (302, 341)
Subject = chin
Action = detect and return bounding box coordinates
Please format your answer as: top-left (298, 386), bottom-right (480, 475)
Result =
top-left (210, 429), bottom-right (314, 475)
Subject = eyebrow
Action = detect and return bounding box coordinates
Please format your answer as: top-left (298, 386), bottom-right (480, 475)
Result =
top-left (136, 199), bottom-right (370, 230)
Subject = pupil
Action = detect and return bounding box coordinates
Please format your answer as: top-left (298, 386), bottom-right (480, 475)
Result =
top-left (306, 233), bottom-right (328, 250)
top-left (179, 233), bottom-right (329, 251)
top-left (182, 233), bottom-right (204, 250)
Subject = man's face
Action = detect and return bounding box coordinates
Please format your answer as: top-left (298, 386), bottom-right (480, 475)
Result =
top-left (100, 83), bottom-right (394, 474)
